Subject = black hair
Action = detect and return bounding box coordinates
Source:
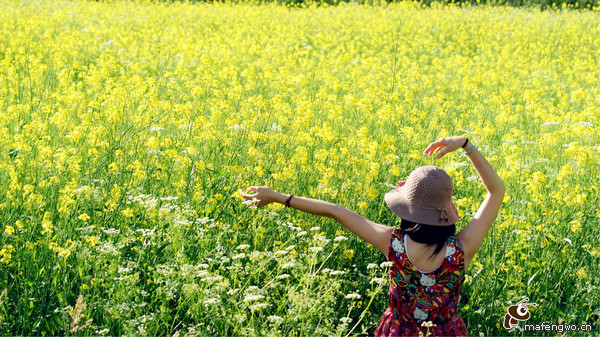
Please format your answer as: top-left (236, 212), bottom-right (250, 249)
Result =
top-left (401, 219), bottom-right (456, 259)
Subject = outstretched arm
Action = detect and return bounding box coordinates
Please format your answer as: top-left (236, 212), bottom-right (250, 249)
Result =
top-left (240, 187), bottom-right (394, 258)
top-left (424, 136), bottom-right (506, 268)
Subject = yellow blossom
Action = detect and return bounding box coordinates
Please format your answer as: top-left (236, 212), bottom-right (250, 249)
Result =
top-left (0, 245), bottom-right (15, 264)
top-left (41, 212), bottom-right (53, 236)
top-left (4, 226), bottom-right (14, 235)
top-left (575, 267), bottom-right (587, 279)
top-left (121, 208), bottom-right (135, 218)
top-left (570, 219), bottom-right (582, 233)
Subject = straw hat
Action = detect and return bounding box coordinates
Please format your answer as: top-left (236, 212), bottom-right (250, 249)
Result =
top-left (385, 165), bottom-right (459, 226)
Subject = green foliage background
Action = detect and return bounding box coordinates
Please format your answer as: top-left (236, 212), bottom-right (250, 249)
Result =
top-left (1, 0), bottom-right (599, 336)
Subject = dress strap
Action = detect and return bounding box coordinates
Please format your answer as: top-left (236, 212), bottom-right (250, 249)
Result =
top-left (445, 235), bottom-right (465, 276)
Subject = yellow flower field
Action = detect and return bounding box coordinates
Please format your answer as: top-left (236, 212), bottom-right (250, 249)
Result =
top-left (0, 0), bottom-right (599, 335)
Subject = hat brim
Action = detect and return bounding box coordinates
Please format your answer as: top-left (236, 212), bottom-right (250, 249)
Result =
top-left (384, 186), bottom-right (459, 226)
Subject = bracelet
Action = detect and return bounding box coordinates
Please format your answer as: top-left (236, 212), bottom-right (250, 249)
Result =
top-left (285, 195), bottom-right (294, 207)
top-left (465, 144), bottom-right (477, 156)
top-left (461, 138), bottom-right (469, 148)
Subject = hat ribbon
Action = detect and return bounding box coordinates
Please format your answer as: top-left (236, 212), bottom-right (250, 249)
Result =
top-left (417, 204), bottom-right (450, 223)
top-left (439, 208), bottom-right (449, 223)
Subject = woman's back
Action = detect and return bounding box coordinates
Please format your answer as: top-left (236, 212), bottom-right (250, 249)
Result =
top-left (242, 136), bottom-right (505, 337)
top-left (375, 229), bottom-right (468, 337)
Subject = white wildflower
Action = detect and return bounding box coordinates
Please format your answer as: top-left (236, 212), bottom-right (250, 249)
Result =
top-left (136, 228), bottom-right (156, 237)
top-left (309, 246), bottom-right (323, 253)
top-left (380, 261), bottom-right (394, 268)
top-left (201, 275), bottom-right (223, 283)
top-left (75, 226), bottom-right (94, 233)
top-left (227, 288), bottom-right (240, 295)
top-left (334, 235), bottom-right (348, 242)
top-left (204, 298), bottom-right (220, 305)
top-left (174, 218), bottom-right (191, 226)
top-left (250, 302), bottom-right (270, 311)
top-left (146, 149), bottom-right (163, 155)
top-left (370, 277), bottom-right (386, 284)
top-left (243, 294), bottom-right (265, 302)
top-left (345, 293), bottom-right (361, 300)
top-left (97, 242), bottom-right (119, 255)
top-left (314, 236), bottom-right (331, 245)
top-left (340, 317), bottom-right (353, 324)
top-left (232, 253), bottom-right (246, 260)
top-left (102, 228), bottom-right (120, 235)
top-left (367, 263), bottom-right (379, 269)
top-left (269, 123), bottom-right (282, 132)
top-left (195, 217), bottom-right (213, 225)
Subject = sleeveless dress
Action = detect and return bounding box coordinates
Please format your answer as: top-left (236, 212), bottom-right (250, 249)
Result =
top-left (375, 229), bottom-right (468, 337)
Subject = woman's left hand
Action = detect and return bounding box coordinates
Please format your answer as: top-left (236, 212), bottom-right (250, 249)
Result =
top-left (239, 186), bottom-right (284, 208)
top-left (423, 136), bottom-right (469, 159)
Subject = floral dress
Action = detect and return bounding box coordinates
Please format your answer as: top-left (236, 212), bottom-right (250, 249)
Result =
top-left (375, 229), bottom-right (468, 337)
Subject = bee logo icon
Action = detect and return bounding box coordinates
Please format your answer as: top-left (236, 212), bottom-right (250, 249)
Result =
top-left (503, 298), bottom-right (537, 332)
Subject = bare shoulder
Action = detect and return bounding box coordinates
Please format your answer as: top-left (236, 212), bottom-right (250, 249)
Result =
top-left (357, 216), bottom-right (395, 259)
top-left (375, 224), bottom-right (395, 260)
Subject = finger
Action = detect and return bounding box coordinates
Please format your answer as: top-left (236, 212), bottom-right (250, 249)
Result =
top-left (427, 140), bottom-right (445, 151)
top-left (239, 189), bottom-right (257, 199)
top-left (423, 142), bottom-right (438, 154)
top-left (435, 148), bottom-right (450, 159)
top-left (424, 142), bottom-right (445, 156)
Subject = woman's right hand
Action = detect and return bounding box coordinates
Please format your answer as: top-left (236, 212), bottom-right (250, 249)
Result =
top-left (424, 135), bottom-right (506, 270)
top-left (423, 136), bottom-right (469, 159)
top-left (239, 186), bottom-right (284, 208)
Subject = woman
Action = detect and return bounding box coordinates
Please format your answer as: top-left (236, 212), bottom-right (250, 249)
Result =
top-left (240, 136), bottom-right (505, 336)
